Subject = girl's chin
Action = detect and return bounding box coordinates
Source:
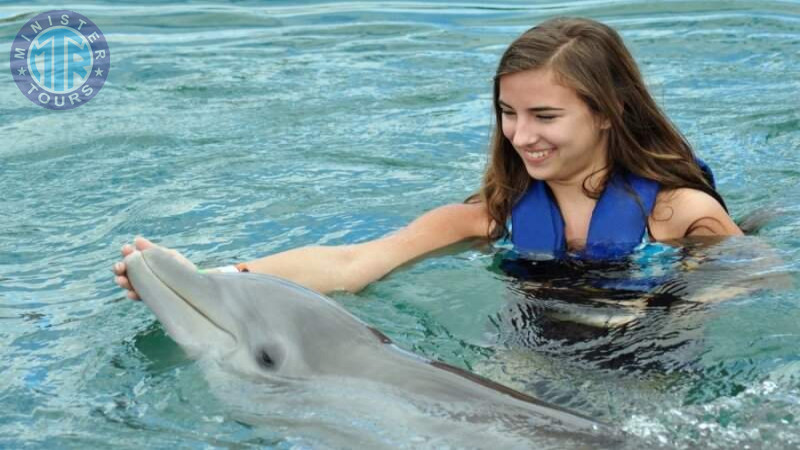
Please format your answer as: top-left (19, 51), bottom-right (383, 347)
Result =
top-left (523, 165), bottom-right (557, 181)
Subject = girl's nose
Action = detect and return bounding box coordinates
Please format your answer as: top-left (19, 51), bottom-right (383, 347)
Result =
top-left (512, 118), bottom-right (540, 149)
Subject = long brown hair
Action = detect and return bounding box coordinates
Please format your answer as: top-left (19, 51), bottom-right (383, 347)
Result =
top-left (467, 17), bottom-right (724, 241)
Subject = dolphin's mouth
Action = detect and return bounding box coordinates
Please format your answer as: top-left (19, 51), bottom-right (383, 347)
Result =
top-left (139, 251), bottom-right (238, 347)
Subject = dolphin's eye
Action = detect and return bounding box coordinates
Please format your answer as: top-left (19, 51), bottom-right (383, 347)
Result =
top-left (258, 350), bottom-right (275, 369)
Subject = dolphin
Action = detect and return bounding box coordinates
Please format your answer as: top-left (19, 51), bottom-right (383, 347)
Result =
top-left (124, 246), bottom-right (623, 448)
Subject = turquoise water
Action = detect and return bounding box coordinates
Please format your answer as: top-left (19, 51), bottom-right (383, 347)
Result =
top-left (1, 0), bottom-right (800, 448)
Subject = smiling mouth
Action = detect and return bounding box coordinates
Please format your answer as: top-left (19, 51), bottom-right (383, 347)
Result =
top-left (523, 147), bottom-right (555, 162)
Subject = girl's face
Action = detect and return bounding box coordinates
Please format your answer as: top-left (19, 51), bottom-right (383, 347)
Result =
top-left (499, 68), bottom-right (609, 187)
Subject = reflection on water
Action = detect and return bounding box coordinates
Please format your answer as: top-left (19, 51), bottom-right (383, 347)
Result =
top-left (490, 236), bottom-right (791, 373)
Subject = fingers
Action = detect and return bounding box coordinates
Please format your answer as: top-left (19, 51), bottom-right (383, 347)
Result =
top-left (115, 239), bottom-right (146, 301)
top-left (134, 236), bottom-right (154, 251)
top-left (121, 244), bottom-right (134, 257)
top-left (115, 275), bottom-right (133, 291)
top-left (121, 236), bottom-right (155, 256)
top-left (113, 270), bottom-right (140, 301)
top-left (122, 236), bottom-right (154, 257)
top-left (115, 236), bottom-right (176, 302)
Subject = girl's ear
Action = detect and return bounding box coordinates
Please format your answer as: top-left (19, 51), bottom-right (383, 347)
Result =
top-left (597, 114), bottom-right (612, 130)
top-left (598, 101), bottom-right (622, 130)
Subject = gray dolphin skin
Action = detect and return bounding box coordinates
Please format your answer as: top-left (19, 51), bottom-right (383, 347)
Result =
top-left (124, 246), bottom-right (623, 448)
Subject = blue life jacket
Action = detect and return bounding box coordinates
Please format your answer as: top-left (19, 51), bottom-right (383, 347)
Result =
top-left (510, 160), bottom-right (715, 260)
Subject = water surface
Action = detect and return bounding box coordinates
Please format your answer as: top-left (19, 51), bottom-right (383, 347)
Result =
top-left (1, 1), bottom-right (799, 448)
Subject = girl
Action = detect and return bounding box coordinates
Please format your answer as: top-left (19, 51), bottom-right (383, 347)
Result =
top-left (114, 17), bottom-right (741, 299)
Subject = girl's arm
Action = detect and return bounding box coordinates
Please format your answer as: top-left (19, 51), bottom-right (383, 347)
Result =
top-left (115, 202), bottom-right (492, 298)
top-left (649, 188), bottom-right (743, 240)
top-left (241, 202), bottom-right (492, 294)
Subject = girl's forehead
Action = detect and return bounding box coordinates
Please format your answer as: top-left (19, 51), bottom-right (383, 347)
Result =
top-left (498, 69), bottom-right (581, 107)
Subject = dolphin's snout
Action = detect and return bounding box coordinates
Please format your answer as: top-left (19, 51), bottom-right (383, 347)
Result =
top-left (131, 246), bottom-right (238, 356)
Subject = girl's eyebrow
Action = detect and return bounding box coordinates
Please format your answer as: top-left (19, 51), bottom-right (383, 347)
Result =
top-left (498, 99), bottom-right (564, 112)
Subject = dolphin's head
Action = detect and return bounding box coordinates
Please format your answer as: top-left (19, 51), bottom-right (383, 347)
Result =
top-left (125, 247), bottom-right (380, 379)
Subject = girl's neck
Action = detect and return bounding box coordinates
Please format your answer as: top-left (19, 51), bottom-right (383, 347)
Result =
top-left (545, 165), bottom-right (609, 205)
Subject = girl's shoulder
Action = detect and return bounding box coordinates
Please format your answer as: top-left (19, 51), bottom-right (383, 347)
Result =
top-left (649, 188), bottom-right (743, 240)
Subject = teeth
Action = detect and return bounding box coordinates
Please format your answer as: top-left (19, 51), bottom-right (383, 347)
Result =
top-left (525, 149), bottom-right (552, 159)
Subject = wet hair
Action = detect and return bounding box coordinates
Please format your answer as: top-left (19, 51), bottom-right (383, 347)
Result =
top-left (467, 17), bottom-right (726, 242)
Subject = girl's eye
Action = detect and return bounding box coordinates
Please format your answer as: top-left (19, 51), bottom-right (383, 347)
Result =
top-left (537, 115), bottom-right (557, 121)
top-left (500, 110), bottom-right (515, 116)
